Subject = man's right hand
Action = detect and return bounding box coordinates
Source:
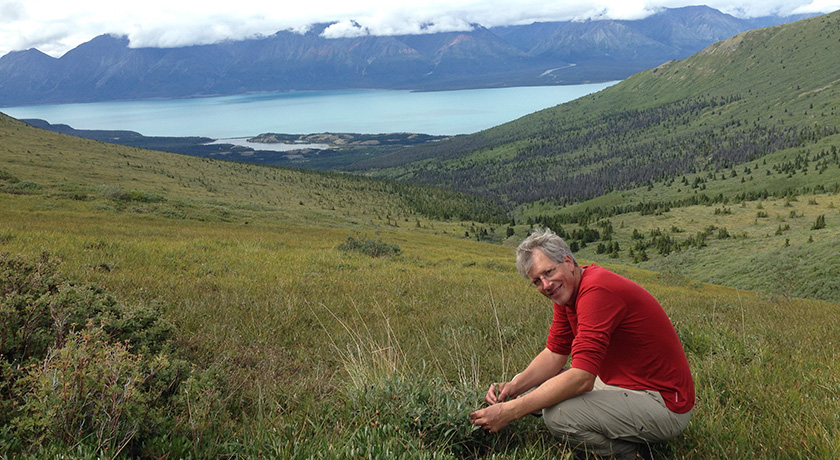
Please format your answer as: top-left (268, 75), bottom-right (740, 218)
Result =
top-left (486, 381), bottom-right (515, 404)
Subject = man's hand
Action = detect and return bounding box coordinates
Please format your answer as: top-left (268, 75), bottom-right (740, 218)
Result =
top-left (485, 381), bottom-right (515, 404)
top-left (469, 402), bottom-right (516, 433)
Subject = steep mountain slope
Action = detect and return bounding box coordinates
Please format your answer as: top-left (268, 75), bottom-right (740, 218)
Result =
top-left (633, 5), bottom-right (747, 51)
top-left (355, 11), bottom-right (840, 206)
top-left (527, 20), bottom-right (671, 61)
top-left (0, 7), bottom-right (811, 105)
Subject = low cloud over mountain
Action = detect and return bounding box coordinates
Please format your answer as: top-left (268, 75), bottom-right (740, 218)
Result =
top-left (0, 6), bottom-right (815, 106)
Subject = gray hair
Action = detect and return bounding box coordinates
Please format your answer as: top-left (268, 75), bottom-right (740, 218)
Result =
top-left (515, 228), bottom-right (578, 278)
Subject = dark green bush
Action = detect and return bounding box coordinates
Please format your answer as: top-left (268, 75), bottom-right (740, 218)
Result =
top-left (0, 251), bottom-right (64, 367)
top-left (14, 325), bottom-right (153, 451)
top-left (0, 251), bottom-right (235, 458)
top-left (811, 214), bottom-right (826, 230)
top-left (0, 252), bottom-right (174, 368)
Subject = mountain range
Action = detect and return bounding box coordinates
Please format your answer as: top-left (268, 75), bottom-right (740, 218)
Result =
top-left (0, 6), bottom-right (813, 106)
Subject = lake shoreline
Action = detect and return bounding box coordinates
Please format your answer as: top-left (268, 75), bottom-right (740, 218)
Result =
top-left (1, 82), bottom-right (619, 138)
top-left (205, 138), bottom-right (330, 152)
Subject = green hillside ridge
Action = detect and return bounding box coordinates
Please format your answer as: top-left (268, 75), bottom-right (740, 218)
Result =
top-left (1, 106), bottom-right (838, 457)
top-left (354, 10), bottom-right (840, 206)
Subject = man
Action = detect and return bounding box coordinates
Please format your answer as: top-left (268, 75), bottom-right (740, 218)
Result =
top-left (469, 228), bottom-right (694, 460)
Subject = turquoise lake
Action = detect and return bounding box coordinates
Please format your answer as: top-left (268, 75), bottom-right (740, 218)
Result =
top-left (1, 82), bottom-right (617, 139)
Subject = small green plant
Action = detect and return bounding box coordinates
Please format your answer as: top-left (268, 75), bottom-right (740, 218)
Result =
top-left (338, 232), bottom-right (402, 258)
top-left (811, 214), bottom-right (826, 230)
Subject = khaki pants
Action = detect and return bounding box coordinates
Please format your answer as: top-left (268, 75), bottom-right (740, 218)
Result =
top-left (542, 377), bottom-right (692, 460)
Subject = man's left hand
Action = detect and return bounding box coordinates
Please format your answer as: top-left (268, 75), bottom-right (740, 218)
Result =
top-left (469, 402), bottom-right (516, 433)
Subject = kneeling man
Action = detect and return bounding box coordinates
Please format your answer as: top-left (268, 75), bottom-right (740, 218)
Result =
top-left (470, 228), bottom-right (694, 460)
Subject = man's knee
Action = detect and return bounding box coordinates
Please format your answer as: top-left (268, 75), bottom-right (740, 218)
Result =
top-left (543, 404), bottom-right (638, 460)
top-left (542, 389), bottom-right (691, 459)
top-left (542, 397), bottom-right (601, 441)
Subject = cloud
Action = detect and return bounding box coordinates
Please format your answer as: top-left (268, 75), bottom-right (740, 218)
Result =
top-left (322, 9), bottom-right (477, 37)
top-left (792, 0), bottom-right (840, 14)
top-left (0, 0), bottom-right (838, 58)
top-left (322, 20), bottom-right (370, 38)
top-left (707, 0), bottom-right (840, 16)
top-left (0, 1), bottom-right (26, 22)
top-left (125, 14), bottom-right (285, 49)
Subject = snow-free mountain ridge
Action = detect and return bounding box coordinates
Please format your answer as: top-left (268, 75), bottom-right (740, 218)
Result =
top-left (0, 6), bottom-right (815, 106)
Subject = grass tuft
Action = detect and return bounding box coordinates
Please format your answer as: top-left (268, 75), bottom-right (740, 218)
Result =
top-left (337, 231), bottom-right (403, 258)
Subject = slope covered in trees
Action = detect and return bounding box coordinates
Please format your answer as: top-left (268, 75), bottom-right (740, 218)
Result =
top-left (353, 11), bottom-right (840, 207)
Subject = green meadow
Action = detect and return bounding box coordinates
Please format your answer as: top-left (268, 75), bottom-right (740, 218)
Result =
top-left (1, 106), bottom-right (839, 459)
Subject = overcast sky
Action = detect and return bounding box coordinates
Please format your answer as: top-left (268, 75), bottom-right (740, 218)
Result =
top-left (1, 0), bottom-right (837, 58)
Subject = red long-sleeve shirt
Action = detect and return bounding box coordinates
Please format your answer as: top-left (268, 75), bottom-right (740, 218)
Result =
top-left (546, 265), bottom-right (695, 414)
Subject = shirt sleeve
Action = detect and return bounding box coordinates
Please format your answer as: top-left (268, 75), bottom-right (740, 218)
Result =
top-left (570, 285), bottom-right (627, 376)
top-left (546, 302), bottom-right (573, 355)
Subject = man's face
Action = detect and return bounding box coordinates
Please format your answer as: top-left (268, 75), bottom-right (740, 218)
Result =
top-left (527, 249), bottom-right (579, 306)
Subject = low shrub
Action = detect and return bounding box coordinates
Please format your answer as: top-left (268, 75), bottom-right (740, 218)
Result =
top-left (0, 168), bottom-right (19, 183)
top-left (99, 185), bottom-right (164, 203)
top-left (0, 251), bottom-right (236, 458)
top-left (338, 232), bottom-right (402, 258)
top-left (340, 376), bottom-right (550, 459)
top-left (14, 325), bottom-right (154, 452)
top-left (0, 251), bottom-right (173, 369)
top-left (1, 180), bottom-right (41, 194)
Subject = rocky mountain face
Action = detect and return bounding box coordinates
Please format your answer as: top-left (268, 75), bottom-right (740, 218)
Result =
top-left (0, 6), bottom-right (812, 105)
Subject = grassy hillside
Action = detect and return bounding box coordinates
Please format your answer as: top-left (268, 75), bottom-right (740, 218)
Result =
top-left (0, 114), bottom-right (505, 227)
top-left (355, 10), bottom-right (840, 206)
top-left (1, 113), bottom-right (838, 458)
